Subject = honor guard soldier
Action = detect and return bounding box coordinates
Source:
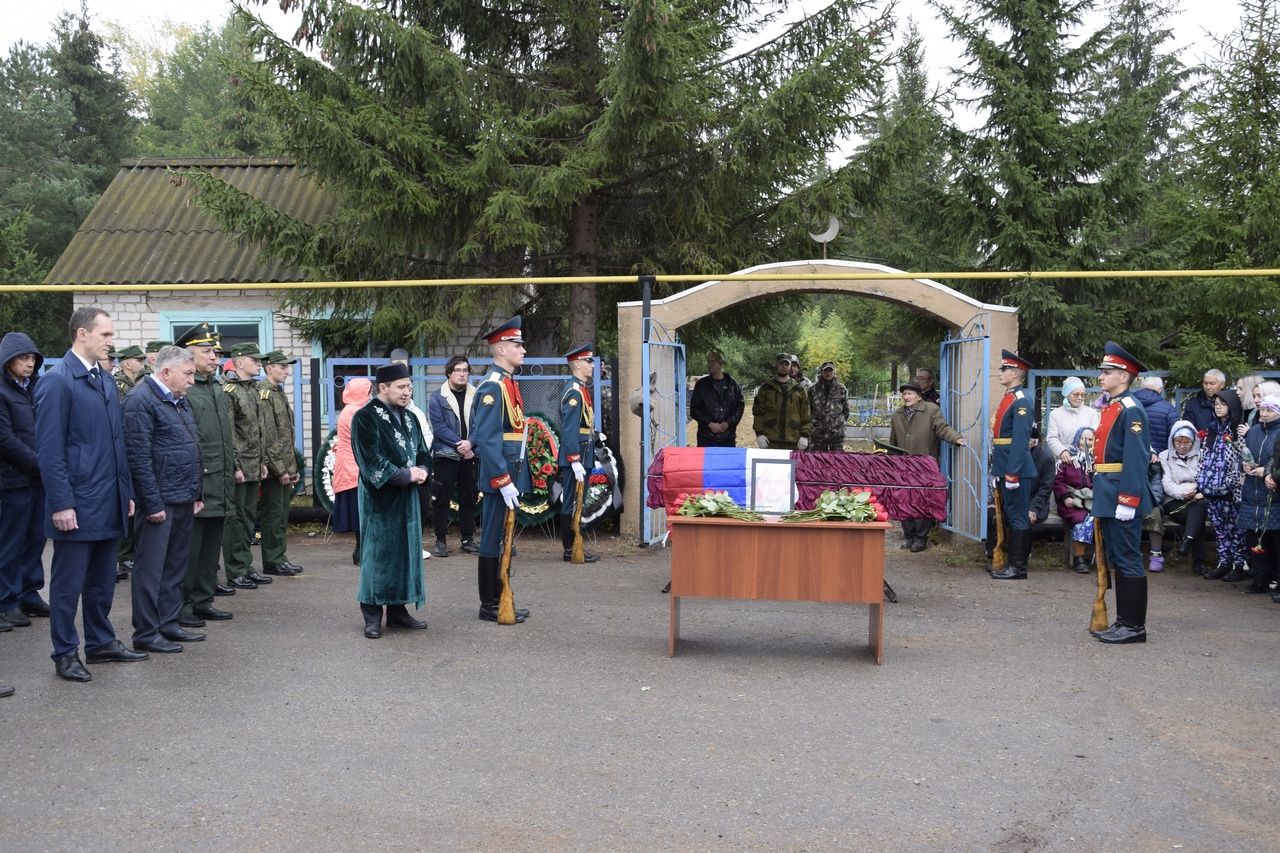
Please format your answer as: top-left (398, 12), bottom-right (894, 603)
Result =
top-left (558, 343), bottom-right (600, 563)
top-left (258, 350), bottom-right (303, 576)
top-left (220, 343), bottom-right (273, 590)
top-left (471, 316), bottom-right (532, 624)
top-left (143, 340), bottom-right (172, 374)
top-left (990, 349), bottom-right (1036, 580)
top-left (1091, 342), bottom-right (1154, 644)
top-left (174, 324), bottom-right (236, 626)
top-left (112, 345), bottom-right (145, 400)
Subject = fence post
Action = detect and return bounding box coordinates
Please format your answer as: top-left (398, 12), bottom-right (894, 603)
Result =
top-left (309, 357), bottom-right (323, 505)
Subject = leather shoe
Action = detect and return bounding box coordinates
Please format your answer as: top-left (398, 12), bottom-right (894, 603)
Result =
top-left (364, 623), bottom-right (382, 639)
top-left (85, 640), bottom-right (149, 663)
top-left (177, 614), bottom-right (207, 628)
top-left (230, 577), bottom-right (258, 590)
top-left (1221, 566), bottom-right (1248, 583)
top-left (478, 605), bottom-right (528, 623)
top-left (386, 605), bottom-right (428, 629)
top-left (214, 584), bottom-right (236, 596)
top-left (21, 598), bottom-right (50, 617)
top-left (908, 538), bottom-right (927, 553)
top-left (1072, 556), bottom-right (1091, 574)
top-left (0, 615), bottom-right (10, 632)
top-left (247, 572), bottom-right (273, 584)
top-left (989, 566), bottom-right (1027, 580)
top-left (134, 638), bottom-right (183, 654)
top-left (263, 563), bottom-right (297, 576)
top-left (1204, 562), bottom-right (1230, 580)
top-left (1176, 536), bottom-right (1193, 557)
top-left (432, 541), bottom-right (450, 558)
top-left (2, 608), bottom-right (31, 628)
top-left (1096, 622), bottom-right (1147, 644)
top-left (0, 682), bottom-right (13, 697)
top-left (55, 653), bottom-right (92, 682)
top-left (116, 567), bottom-right (129, 582)
top-left (118, 560), bottom-right (134, 572)
top-left (162, 628), bottom-right (205, 642)
top-left (193, 606), bottom-right (233, 621)
top-left (282, 561), bottom-right (304, 574)
top-left (563, 549), bottom-right (600, 563)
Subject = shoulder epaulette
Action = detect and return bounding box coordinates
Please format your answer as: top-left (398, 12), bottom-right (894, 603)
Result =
top-left (222, 382), bottom-right (236, 393)
top-left (1121, 396), bottom-right (1137, 408)
top-left (1013, 389), bottom-right (1025, 400)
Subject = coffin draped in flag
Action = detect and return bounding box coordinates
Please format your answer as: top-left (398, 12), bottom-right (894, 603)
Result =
top-left (647, 447), bottom-right (947, 521)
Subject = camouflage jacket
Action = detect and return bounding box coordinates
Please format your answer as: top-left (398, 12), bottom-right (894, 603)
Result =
top-left (258, 380), bottom-right (298, 478)
top-left (113, 369), bottom-right (139, 402)
top-left (223, 377), bottom-right (265, 481)
top-left (751, 376), bottom-right (811, 448)
top-left (809, 377), bottom-right (849, 443)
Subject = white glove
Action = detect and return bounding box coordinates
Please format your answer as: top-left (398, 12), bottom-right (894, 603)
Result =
top-left (571, 461), bottom-right (586, 482)
top-left (756, 435), bottom-right (769, 449)
top-left (499, 482), bottom-right (520, 509)
top-left (598, 431), bottom-right (607, 443)
top-left (1115, 505), bottom-right (1136, 522)
top-left (797, 437), bottom-right (809, 451)
top-left (1004, 478), bottom-right (1020, 490)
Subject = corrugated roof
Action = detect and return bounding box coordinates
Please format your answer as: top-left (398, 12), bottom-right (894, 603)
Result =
top-left (45, 158), bottom-right (339, 285)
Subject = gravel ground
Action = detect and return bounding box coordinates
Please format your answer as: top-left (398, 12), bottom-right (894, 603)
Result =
top-left (1, 526), bottom-right (1276, 852)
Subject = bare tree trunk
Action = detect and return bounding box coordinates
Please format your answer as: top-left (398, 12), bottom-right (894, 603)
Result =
top-left (568, 194), bottom-right (600, 347)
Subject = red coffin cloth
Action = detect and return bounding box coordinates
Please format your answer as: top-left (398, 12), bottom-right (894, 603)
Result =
top-left (791, 451), bottom-right (948, 521)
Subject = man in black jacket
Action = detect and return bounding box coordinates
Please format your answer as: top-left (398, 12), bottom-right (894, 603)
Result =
top-left (690, 351), bottom-right (744, 447)
top-left (1181, 368), bottom-right (1226, 445)
top-left (0, 332), bottom-right (50, 631)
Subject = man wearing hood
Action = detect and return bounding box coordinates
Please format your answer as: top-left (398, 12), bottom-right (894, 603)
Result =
top-left (0, 332), bottom-right (50, 631)
top-left (808, 361), bottom-right (849, 452)
top-left (1160, 420), bottom-right (1207, 575)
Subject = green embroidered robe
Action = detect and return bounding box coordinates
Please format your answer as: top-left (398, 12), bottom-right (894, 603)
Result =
top-left (351, 398), bottom-right (429, 606)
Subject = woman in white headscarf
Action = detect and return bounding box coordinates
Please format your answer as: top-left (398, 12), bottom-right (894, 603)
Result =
top-left (1045, 376), bottom-right (1100, 464)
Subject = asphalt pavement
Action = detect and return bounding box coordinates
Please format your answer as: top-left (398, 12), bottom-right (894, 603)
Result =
top-left (1, 526), bottom-right (1277, 851)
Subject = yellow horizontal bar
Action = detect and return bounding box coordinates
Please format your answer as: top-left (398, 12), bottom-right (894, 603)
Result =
top-left (2, 268), bottom-right (1278, 293)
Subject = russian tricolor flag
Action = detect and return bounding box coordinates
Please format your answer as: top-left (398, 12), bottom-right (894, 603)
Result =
top-left (656, 447), bottom-right (795, 511)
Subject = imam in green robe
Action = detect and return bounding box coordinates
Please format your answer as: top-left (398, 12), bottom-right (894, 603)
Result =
top-left (351, 397), bottom-right (429, 607)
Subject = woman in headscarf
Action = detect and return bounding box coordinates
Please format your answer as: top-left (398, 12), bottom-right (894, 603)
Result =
top-left (1045, 377), bottom-right (1100, 465)
top-left (1054, 426), bottom-right (1096, 573)
top-left (1161, 420), bottom-right (1207, 574)
top-left (1238, 393), bottom-right (1280, 592)
top-left (1197, 388), bottom-right (1246, 580)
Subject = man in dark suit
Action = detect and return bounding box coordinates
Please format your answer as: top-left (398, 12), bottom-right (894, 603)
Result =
top-left (35, 307), bottom-right (149, 682)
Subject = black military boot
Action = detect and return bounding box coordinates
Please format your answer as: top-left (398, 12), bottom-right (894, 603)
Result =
top-left (386, 604), bottom-right (428, 629)
top-left (477, 557), bottom-right (528, 623)
top-left (360, 604), bottom-right (383, 639)
top-left (561, 522), bottom-right (600, 563)
top-left (991, 529), bottom-right (1029, 579)
top-left (1097, 575), bottom-right (1147, 644)
top-left (1221, 562), bottom-right (1249, 583)
top-left (1204, 560), bottom-right (1230, 580)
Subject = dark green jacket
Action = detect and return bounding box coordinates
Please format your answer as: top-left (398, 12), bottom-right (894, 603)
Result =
top-left (113, 368), bottom-right (139, 401)
top-left (258, 380), bottom-right (298, 478)
top-left (751, 376), bottom-right (811, 449)
top-left (188, 370), bottom-right (237, 517)
top-left (223, 377), bottom-right (264, 481)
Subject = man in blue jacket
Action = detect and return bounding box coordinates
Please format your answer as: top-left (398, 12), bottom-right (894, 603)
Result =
top-left (0, 332), bottom-right (50, 631)
top-left (428, 355), bottom-right (479, 558)
top-left (36, 307), bottom-right (148, 682)
top-left (123, 346), bottom-right (205, 654)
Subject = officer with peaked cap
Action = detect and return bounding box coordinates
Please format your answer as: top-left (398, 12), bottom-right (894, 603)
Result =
top-left (471, 316), bottom-right (532, 623)
top-left (990, 349), bottom-right (1036, 580)
top-left (258, 350), bottom-right (303, 576)
top-left (174, 323), bottom-right (236, 626)
top-left (558, 342), bottom-right (600, 563)
top-left (1090, 341), bottom-right (1154, 644)
top-left (220, 342), bottom-right (273, 589)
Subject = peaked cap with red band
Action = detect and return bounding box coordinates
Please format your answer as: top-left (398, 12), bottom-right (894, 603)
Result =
top-left (484, 315), bottom-right (523, 345)
top-left (1098, 341), bottom-right (1145, 374)
top-left (564, 342), bottom-right (594, 362)
top-left (1000, 349), bottom-right (1033, 371)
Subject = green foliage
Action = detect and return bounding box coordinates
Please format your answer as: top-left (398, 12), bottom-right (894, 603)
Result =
top-left (1163, 328), bottom-right (1250, 388)
top-left (0, 211), bottom-right (69, 355)
top-left (694, 310), bottom-right (803, 392)
top-left (795, 305), bottom-right (855, 383)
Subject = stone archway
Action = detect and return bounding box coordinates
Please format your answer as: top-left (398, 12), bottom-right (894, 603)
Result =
top-left (615, 259), bottom-right (1020, 538)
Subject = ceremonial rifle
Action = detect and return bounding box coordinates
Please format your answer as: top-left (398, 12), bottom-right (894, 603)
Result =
top-left (497, 422), bottom-right (529, 625)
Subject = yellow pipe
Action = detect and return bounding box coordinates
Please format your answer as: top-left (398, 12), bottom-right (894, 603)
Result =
top-left (2, 268), bottom-right (1277, 293)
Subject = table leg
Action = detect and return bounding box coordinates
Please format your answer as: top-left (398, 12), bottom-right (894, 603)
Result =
top-left (868, 602), bottom-right (883, 665)
top-left (668, 594), bottom-right (679, 656)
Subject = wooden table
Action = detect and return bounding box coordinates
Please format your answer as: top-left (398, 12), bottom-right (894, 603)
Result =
top-left (667, 516), bottom-right (889, 663)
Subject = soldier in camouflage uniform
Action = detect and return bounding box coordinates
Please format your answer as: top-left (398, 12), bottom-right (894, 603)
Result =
top-left (112, 344), bottom-right (147, 580)
top-left (808, 361), bottom-right (849, 452)
top-left (220, 343), bottom-right (273, 590)
top-left (143, 340), bottom-right (171, 375)
top-left (752, 353), bottom-right (811, 450)
top-left (258, 350), bottom-right (303, 576)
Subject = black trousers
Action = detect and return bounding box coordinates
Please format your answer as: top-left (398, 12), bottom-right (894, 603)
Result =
top-left (431, 457), bottom-right (478, 543)
top-left (132, 503), bottom-right (195, 645)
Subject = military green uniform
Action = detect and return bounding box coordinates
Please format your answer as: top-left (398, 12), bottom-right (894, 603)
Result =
top-left (258, 361), bottom-right (298, 572)
top-left (112, 346), bottom-right (146, 573)
top-left (182, 363), bottom-right (238, 618)
top-left (222, 362), bottom-right (266, 582)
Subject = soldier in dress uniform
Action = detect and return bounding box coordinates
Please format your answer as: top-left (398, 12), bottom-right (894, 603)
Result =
top-left (112, 345), bottom-right (145, 400)
top-left (1090, 342), bottom-right (1154, 644)
top-left (471, 316), bottom-right (532, 624)
top-left (174, 324), bottom-right (236, 627)
top-left (989, 349), bottom-right (1037, 580)
top-left (558, 343), bottom-right (600, 563)
top-left (258, 350), bottom-right (303, 576)
top-left (143, 340), bottom-right (172, 374)
top-left (220, 343), bottom-right (273, 590)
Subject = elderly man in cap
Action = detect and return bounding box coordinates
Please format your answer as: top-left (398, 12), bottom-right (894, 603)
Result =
top-left (753, 353), bottom-right (811, 450)
top-left (175, 323), bottom-right (236, 627)
top-left (258, 350), bottom-right (303, 576)
top-left (1091, 342), bottom-right (1155, 644)
top-left (558, 342), bottom-right (600, 563)
top-left (889, 381), bottom-right (967, 551)
top-left (0, 331), bottom-right (50, 630)
top-left (989, 349), bottom-right (1036, 580)
top-left (352, 362), bottom-right (431, 638)
top-left (809, 361), bottom-right (849, 452)
top-left (471, 316), bottom-right (532, 624)
top-left (221, 342), bottom-right (273, 590)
